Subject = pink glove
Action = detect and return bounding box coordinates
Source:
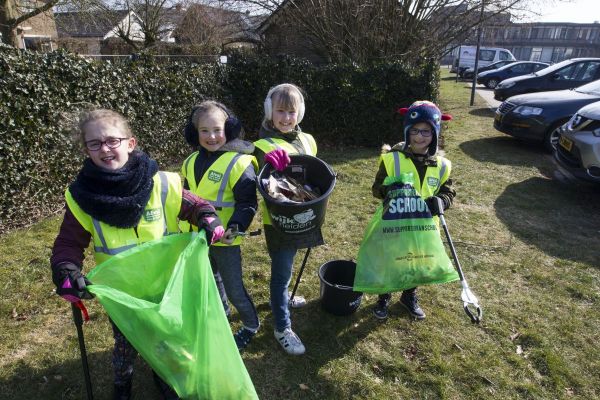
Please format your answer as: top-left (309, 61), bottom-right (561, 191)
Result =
top-left (203, 216), bottom-right (225, 245)
top-left (264, 149), bottom-right (291, 172)
top-left (211, 225), bottom-right (225, 244)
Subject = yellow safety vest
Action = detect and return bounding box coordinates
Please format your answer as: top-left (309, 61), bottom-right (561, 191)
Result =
top-left (254, 132), bottom-right (318, 226)
top-left (254, 132), bottom-right (317, 157)
top-left (180, 151), bottom-right (258, 246)
top-left (381, 151), bottom-right (451, 225)
top-left (65, 171), bottom-right (183, 264)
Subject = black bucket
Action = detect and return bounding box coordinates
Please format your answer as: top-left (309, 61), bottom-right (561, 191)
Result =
top-left (318, 260), bottom-right (363, 316)
top-left (258, 154), bottom-right (336, 235)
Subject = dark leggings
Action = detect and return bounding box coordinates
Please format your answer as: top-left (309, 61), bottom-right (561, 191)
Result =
top-left (110, 320), bottom-right (137, 386)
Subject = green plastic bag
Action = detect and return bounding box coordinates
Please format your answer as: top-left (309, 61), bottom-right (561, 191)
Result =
top-left (86, 232), bottom-right (258, 400)
top-left (354, 174), bottom-right (459, 293)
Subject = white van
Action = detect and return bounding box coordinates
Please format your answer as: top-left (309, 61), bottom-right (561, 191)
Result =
top-left (451, 46), bottom-right (516, 75)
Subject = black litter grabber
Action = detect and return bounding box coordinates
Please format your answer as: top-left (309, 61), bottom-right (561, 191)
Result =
top-left (437, 212), bottom-right (482, 324)
top-left (289, 247), bottom-right (311, 303)
top-left (71, 301), bottom-right (94, 399)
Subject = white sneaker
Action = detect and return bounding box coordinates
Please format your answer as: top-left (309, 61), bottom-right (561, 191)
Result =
top-left (274, 328), bottom-right (306, 355)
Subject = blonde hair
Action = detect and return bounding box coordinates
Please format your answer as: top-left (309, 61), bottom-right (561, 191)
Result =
top-left (76, 109), bottom-right (132, 147)
top-left (191, 100), bottom-right (229, 129)
top-left (263, 83), bottom-right (305, 127)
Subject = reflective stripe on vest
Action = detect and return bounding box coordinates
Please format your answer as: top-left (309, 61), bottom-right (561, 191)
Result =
top-left (66, 171), bottom-right (182, 264)
top-left (181, 151), bottom-right (258, 245)
top-left (383, 152), bottom-right (451, 198)
top-left (91, 171), bottom-right (171, 255)
top-left (254, 132), bottom-right (317, 157)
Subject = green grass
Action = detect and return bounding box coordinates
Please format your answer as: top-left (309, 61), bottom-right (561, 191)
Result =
top-left (1, 70), bottom-right (599, 399)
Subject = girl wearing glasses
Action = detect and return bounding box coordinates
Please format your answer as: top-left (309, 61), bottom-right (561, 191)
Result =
top-left (50, 109), bottom-right (224, 399)
top-left (370, 100), bottom-right (456, 321)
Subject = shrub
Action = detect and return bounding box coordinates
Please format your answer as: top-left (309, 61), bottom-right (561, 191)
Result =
top-left (0, 45), bottom-right (438, 232)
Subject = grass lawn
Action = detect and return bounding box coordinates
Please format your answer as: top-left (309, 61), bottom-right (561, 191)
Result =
top-left (1, 70), bottom-right (599, 399)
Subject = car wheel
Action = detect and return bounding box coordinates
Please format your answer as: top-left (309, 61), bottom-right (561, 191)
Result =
top-left (486, 78), bottom-right (499, 89)
top-left (544, 120), bottom-right (568, 153)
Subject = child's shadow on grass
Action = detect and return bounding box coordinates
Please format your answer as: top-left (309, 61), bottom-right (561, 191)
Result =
top-left (0, 349), bottom-right (168, 400)
top-left (243, 296), bottom-right (414, 399)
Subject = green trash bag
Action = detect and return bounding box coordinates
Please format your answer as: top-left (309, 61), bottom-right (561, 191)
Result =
top-left (86, 232), bottom-right (258, 400)
top-left (354, 174), bottom-right (459, 293)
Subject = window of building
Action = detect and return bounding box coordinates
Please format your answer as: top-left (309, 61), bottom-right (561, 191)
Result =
top-left (552, 47), bottom-right (566, 63)
top-left (519, 47), bottom-right (532, 61)
top-left (531, 47), bottom-right (542, 61)
top-left (564, 48), bottom-right (574, 59)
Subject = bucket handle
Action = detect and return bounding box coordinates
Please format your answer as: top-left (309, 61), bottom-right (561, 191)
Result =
top-left (331, 283), bottom-right (355, 291)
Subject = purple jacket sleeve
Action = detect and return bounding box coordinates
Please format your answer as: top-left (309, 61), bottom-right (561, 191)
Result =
top-left (50, 205), bottom-right (91, 268)
top-left (179, 189), bottom-right (220, 227)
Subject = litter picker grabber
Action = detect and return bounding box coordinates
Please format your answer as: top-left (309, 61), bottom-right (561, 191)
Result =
top-left (71, 301), bottom-right (94, 399)
top-left (289, 247), bottom-right (311, 303)
top-left (438, 213), bottom-right (482, 323)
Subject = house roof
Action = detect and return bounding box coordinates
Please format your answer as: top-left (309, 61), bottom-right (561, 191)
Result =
top-left (256, 0), bottom-right (291, 33)
top-left (174, 4), bottom-right (262, 43)
top-left (54, 10), bottom-right (131, 38)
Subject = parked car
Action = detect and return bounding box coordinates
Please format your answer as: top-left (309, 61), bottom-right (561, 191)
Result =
top-left (461, 60), bottom-right (515, 79)
top-left (451, 45), bottom-right (515, 74)
top-left (494, 79), bottom-right (600, 151)
top-left (477, 61), bottom-right (549, 89)
top-left (494, 58), bottom-right (600, 101)
top-left (555, 101), bottom-right (600, 183)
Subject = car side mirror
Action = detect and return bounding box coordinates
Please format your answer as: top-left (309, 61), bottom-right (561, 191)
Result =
top-left (550, 73), bottom-right (561, 81)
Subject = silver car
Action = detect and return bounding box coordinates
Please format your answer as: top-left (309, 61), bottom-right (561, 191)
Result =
top-left (555, 101), bottom-right (600, 183)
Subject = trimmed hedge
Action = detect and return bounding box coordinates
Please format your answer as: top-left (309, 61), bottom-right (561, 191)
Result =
top-left (0, 45), bottom-right (438, 232)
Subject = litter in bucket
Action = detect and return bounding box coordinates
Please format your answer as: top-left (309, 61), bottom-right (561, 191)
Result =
top-left (319, 260), bottom-right (363, 316)
top-left (258, 155), bottom-right (336, 235)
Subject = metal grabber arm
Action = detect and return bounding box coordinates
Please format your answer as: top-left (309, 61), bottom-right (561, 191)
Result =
top-left (438, 212), bottom-right (482, 324)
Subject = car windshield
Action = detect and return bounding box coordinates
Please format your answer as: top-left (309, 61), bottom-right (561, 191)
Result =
top-left (534, 59), bottom-right (586, 76)
top-left (574, 79), bottom-right (600, 95)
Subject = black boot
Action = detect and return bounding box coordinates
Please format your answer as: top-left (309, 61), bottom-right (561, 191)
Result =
top-left (152, 371), bottom-right (180, 400)
top-left (373, 294), bottom-right (391, 320)
top-left (113, 380), bottom-right (132, 400)
top-left (400, 289), bottom-right (426, 320)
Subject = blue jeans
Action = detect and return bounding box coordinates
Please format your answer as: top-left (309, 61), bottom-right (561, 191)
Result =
top-left (209, 245), bottom-right (259, 330)
top-left (268, 247), bottom-right (297, 332)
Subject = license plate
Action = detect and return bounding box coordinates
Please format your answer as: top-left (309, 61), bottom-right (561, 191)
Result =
top-left (559, 135), bottom-right (573, 152)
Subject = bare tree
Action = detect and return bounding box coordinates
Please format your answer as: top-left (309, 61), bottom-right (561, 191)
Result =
top-left (213, 0), bottom-right (557, 63)
top-left (1, 0), bottom-right (61, 46)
